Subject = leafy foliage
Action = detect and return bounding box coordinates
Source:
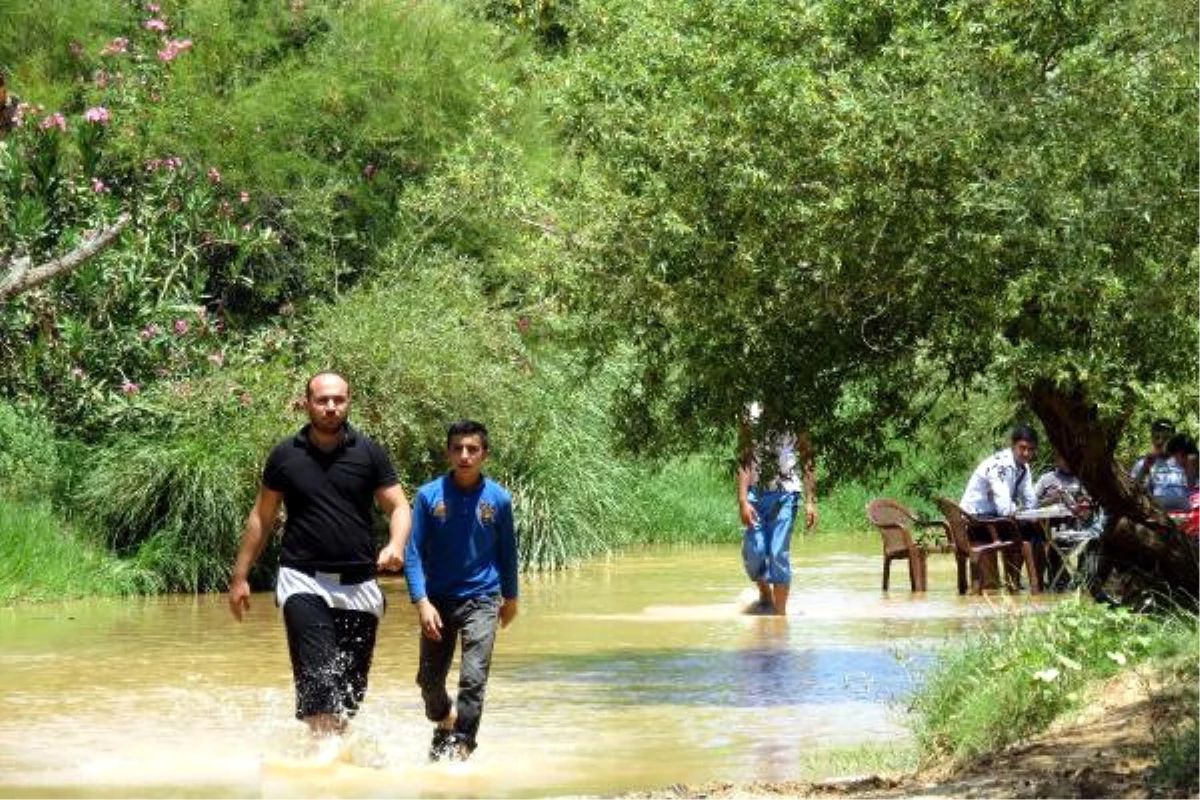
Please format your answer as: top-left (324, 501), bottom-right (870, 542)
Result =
top-left (547, 0), bottom-right (1198, 474)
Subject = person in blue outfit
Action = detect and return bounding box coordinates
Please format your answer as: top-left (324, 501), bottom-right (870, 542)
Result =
top-left (404, 419), bottom-right (519, 762)
top-left (1130, 420), bottom-right (1192, 512)
top-left (736, 401), bottom-right (818, 617)
top-left (227, 371), bottom-right (411, 740)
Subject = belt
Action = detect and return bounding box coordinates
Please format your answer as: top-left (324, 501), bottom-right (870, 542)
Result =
top-left (284, 563), bottom-right (376, 585)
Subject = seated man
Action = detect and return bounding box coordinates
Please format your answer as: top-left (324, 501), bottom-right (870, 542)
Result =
top-left (960, 423), bottom-right (1040, 535)
top-left (959, 424), bottom-right (1043, 589)
top-left (1033, 450), bottom-right (1098, 590)
top-left (1130, 419), bottom-right (1191, 512)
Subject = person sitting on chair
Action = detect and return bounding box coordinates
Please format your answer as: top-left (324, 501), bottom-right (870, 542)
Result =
top-left (1130, 419), bottom-right (1191, 512)
top-left (960, 424), bottom-right (1040, 527)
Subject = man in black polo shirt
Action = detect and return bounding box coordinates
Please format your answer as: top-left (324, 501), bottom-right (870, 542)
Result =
top-left (228, 371), bottom-right (411, 740)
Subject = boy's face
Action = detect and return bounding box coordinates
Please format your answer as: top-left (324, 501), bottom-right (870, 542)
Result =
top-left (448, 433), bottom-right (488, 480)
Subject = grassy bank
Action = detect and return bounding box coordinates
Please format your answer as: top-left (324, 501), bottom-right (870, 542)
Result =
top-left (909, 597), bottom-right (1199, 794)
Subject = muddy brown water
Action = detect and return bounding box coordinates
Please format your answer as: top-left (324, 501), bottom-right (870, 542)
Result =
top-left (0, 538), bottom-right (1060, 798)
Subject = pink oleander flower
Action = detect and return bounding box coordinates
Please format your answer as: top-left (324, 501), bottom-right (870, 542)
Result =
top-left (207, 166), bottom-right (221, 184)
top-left (165, 156), bottom-right (182, 170)
top-left (173, 319), bottom-right (189, 335)
top-left (144, 18), bottom-right (169, 32)
top-left (139, 323), bottom-right (162, 340)
top-left (121, 380), bottom-right (140, 395)
top-left (91, 178), bottom-right (109, 193)
top-left (239, 191), bottom-right (250, 204)
top-left (158, 38), bottom-right (192, 62)
top-left (100, 37), bottom-right (129, 56)
top-left (83, 106), bottom-right (111, 125)
top-left (38, 112), bottom-right (67, 132)
top-left (146, 2), bottom-right (161, 11)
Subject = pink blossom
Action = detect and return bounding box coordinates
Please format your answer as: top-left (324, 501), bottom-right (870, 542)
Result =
top-left (121, 380), bottom-right (140, 395)
top-left (91, 178), bottom-right (109, 193)
top-left (144, 18), bottom-right (169, 32)
top-left (100, 37), bottom-right (129, 56)
top-left (146, 2), bottom-right (161, 11)
top-left (83, 106), bottom-right (111, 125)
top-left (239, 191), bottom-right (250, 204)
top-left (517, 316), bottom-right (531, 333)
top-left (207, 167), bottom-right (221, 184)
top-left (38, 112), bottom-right (67, 132)
top-left (173, 319), bottom-right (189, 335)
top-left (158, 38), bottom-right (192, 62)
top-left (139, 323), bottom-right (161, 340)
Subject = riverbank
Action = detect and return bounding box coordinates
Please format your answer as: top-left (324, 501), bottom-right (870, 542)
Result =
top-left (621, 665), bottom-right (1197, 799)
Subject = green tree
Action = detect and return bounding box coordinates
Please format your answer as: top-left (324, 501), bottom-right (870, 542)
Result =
top-left (548, 0), bottom-right (1198, 599)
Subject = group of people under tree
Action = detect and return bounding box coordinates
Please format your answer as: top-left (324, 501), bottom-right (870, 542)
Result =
top-left (958, 419), bottom-right (1198, 597)
top-left (228, 372), bottom-right (517, 764)
top-left (224, 371), bottom-right (1193, 761)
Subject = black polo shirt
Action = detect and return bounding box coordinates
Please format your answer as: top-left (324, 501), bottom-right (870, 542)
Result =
top-left (264, 423), bottom-right (399, 574)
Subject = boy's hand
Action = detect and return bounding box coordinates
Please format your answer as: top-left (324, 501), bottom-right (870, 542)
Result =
top-left (416, 598), bottom-right (443, 641)
top-left (499, 598), bottom-right (519, 629)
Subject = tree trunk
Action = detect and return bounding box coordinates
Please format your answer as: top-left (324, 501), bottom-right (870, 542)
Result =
top-left (1023, 378), bottom-right (1198, 609)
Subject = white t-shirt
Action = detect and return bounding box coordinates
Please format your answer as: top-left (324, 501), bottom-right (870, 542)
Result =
top-left (744, 402), bottom-right (803, 494)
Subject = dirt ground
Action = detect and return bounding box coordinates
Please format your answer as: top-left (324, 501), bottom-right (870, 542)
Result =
top-left (619, 669), bottom-right (1197, 799)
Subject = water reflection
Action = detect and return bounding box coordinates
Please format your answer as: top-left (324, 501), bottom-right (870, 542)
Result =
top-left (0, 539), bottom-right (1055, 799)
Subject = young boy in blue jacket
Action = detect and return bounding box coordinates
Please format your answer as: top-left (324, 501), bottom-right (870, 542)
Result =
top-left (404, 420), bottom-right (519, 762)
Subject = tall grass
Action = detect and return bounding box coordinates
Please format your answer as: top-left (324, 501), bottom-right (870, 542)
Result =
top-left (0, 498), bottom-right (160, 604)
top-left (630, 456), bottom-right (740, 545)
top-left (71, 428), bottom-right (266, 592)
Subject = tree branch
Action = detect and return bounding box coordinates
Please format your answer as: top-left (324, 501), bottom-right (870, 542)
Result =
top-left (0, 213), bottom-right (131, 302)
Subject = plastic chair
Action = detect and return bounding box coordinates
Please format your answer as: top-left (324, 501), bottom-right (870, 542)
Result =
top-left (864, 499), bottom-right (944, 592)
top-left (935, 497), bottom-right (1036, 594)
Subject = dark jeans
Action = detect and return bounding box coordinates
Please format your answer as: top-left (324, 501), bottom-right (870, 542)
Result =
top-left (416, 594), bottom-right (501, 749)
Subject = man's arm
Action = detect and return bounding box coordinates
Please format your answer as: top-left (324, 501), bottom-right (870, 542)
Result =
top-left (375, 483), bottom-right (412, 573)
top-left (798, 431), bottom-right (818, 531)
top-left (228, 485), bottom-right (283, 621)
top-left (736, 418), bottom-right (757, 527)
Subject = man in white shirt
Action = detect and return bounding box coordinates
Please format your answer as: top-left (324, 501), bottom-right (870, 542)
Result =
top-left (960, 424), bottom-right (1039, 519)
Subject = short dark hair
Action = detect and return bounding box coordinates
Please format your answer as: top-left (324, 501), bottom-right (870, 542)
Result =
top-left (305, 370), bottom-right (349, 399)
top-left (1151, 418), bottom-right (1176, 436)
top-left (1010, 423), bottom-right (1039, 445)
top-left (447, 419), bottom-right (489, 450)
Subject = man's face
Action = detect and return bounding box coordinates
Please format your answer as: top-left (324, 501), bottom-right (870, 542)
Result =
top-left (1151, 431), bottom-right (1171, 454)
top-left (448, 434), bottom-right (487, 478)
top-left (305, 374), bottom-right (350, 433)
top-left (1012, 439), bottom-right (1037, 466)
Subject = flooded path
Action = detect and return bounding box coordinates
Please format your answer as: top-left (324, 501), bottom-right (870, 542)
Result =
top-left (0, 538), bottom-right (1055, 798)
